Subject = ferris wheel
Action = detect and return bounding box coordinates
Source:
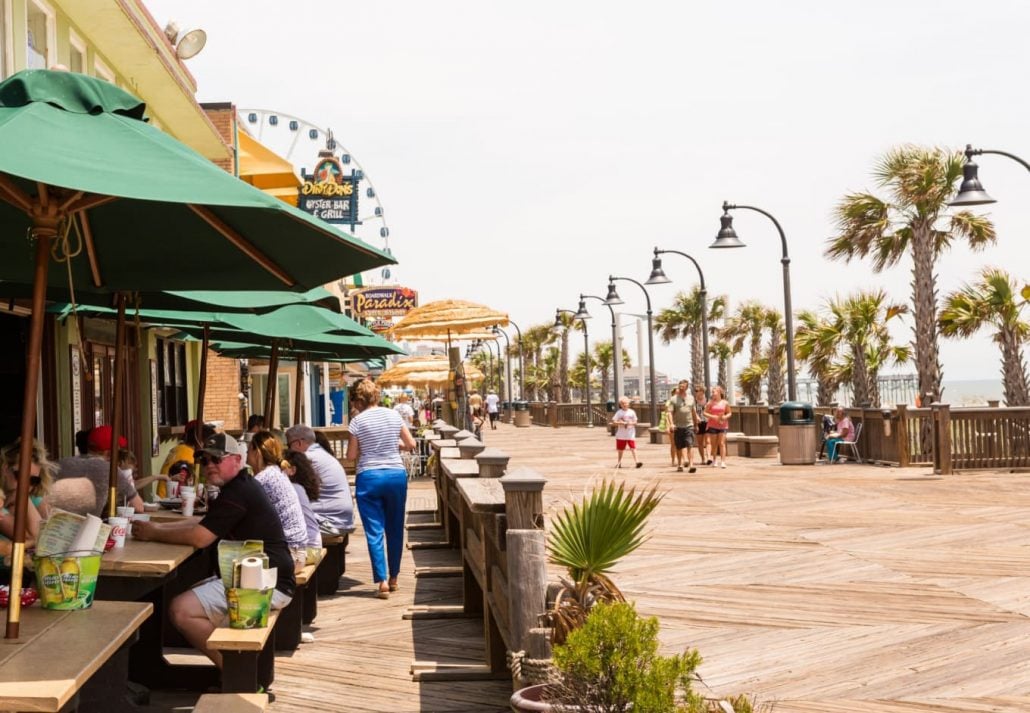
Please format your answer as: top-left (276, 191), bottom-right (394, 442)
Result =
top-left (236, 108), bottom-right (395, 283)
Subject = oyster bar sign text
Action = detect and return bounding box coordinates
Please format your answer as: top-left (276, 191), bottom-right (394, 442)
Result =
top-left (351, 287), bottom-right (418, 318)
top-left (297, 154), bottom-right (359, 227)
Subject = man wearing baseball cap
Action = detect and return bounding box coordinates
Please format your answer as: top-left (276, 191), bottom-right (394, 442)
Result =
top-left (132, 432), bottom-right (295, 669)
top-left (55, 425), bottom-right (142, 517)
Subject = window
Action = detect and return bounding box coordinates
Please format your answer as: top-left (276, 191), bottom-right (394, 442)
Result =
top-left (26, 0), bottom-right (54, 70)
top-left (93, 55), bottom-right (114, 83)
top-left (156, 338), bottom-right (188, 426)
top-left (68, 29), bottom-right (85, 74)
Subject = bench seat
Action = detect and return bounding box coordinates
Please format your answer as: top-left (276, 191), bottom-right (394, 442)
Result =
top-left (208, 611), bottom-right (279, 694)
top-left (275, 558), bottom-right (321, 651)
top-left (318, 530), bottom-right (352, 596)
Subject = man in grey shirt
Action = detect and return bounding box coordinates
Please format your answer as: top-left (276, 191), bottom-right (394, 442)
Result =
top-left (55, 425), bottom-right (142, 517)
top-left (285, 424), bottom-right (354, 530)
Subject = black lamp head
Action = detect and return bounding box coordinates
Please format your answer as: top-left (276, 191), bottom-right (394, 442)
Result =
top-left (553, 309), bottom-right (564, 328)
top-left (710, 205), bottom-right (745, 249)
top-left (645, 255), bottom-right (671, 285)
top-left (949, 147), bottom-right (996, 206)
top-left (573, 299), bottom-right (591, 320)
top-left (604, 279), bottom-right (623, 306)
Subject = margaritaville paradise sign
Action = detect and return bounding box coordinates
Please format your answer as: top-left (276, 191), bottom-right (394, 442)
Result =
top-left (351, 286), bottom-right (418, 318)
top-left (298, 152), bottom-right (359, 227)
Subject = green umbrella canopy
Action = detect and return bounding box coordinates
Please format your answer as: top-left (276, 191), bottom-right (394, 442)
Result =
top-left (176, 326), bottom-right (406, 358)
top-left (51, 301), bottom-right (371, 337)
top-left (208, 339), bottom-right (387, 363)
top-left (8, 284), bottom-right (342, 313)
top-left (0, 70), bottom-right (394, 292)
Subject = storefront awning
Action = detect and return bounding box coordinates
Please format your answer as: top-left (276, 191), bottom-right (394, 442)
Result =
top-left (238, 131), bottom-right (300, 205)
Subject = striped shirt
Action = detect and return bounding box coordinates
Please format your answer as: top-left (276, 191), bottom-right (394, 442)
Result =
top-left (349, 406), bottom-right (405, 473)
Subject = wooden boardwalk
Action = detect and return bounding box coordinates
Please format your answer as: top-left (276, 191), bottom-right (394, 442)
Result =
top-left (212, 420), bottom-right (1030, 712)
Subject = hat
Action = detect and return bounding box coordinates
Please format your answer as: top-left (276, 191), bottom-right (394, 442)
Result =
top-left (197, 432), bottom-right (244, 458)
top-left (88, 425), bottom-right (127, 452)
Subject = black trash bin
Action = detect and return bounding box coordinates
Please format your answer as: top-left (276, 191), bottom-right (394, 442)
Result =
top-left (778, 401), bottom-right (816, 465)
top-left (605, 400), bottom-right (616, 413)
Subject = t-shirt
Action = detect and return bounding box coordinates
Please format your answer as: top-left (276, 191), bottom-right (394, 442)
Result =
top-left (54, 455), bottom-right (138, 518)
top-left (485, 394), bottom-right (500, 413)
top-left (199, 471), bottom-right (295, 597)
top-left (667, 393), bottom-right (696, 429)
top-left (292, 483), bottom-right (321, 548)
top-left (348, 407), bottom-right (405, 473)
top-left (612, 408), bottom-right (637, 440)
top-left (253, 465), bottom-right (308, 551)
top-left (468, 394), bottom-right (483, 410)
top-left (304, 443), bottom-right (354, 530)
top-left (393, 403), bottom-right (415, 427)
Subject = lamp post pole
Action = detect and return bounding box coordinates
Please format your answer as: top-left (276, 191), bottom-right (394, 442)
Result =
top-left (507, 319), bottom-right (525, 400)
top-left (606, 276), bottom-right (657, 426)
top-left (493, 326), bottom-right (514, 422)
top-left (713, 202), bottom-right (796, 402)
top-left (581, 294), bottom-right (619, 406)
top-left (557, 305), bottom-right (593, 427)
top-left (647, 248), bottom-right (711, 393)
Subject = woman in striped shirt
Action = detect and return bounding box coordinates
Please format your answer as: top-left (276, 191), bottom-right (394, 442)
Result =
top-left (346, 379), bottom-right (417, 599)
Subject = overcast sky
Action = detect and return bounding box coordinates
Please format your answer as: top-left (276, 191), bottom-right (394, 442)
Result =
top-left (146, 0), bottom-right (1029, 383)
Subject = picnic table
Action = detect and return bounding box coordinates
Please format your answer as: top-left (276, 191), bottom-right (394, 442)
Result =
top-left (96, 538), bottom-right (218, 691)
top-left (0, 600), bottom-right (151, 713)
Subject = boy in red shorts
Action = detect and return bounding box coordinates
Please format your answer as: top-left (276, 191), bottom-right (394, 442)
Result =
top-left (610, 396), bottom-right (643, 469)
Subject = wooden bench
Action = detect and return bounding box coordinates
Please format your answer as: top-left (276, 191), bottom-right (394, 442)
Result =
top-left (194, 692), bottom-right (269, 712)
top-left (207, 611), bottom-right (279, 694)
top-left (317, 530), bottom-right (353, 596)
top-left (743, 435), bottom-right (779, 458)
top-left (275, 556), bottom-right (322, 651)
top-left (0, 601), bottom-right (152, 713)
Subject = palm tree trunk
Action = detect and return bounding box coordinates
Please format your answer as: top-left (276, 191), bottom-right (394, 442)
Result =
top-left (911, 224), bottom-right (944, 454)
top-left (1000, 330), bottom-right (1030, 406)
top-left (851, 345), bottom-right (871, 406)
top-left (717, 357), bottom-right (728, 392)
top-left (560, 329), bottom-right (570, 403)
top-left (816, 377), bottom-right (837, 406)
top-left (690, 326), bottom-right (703, 388)
top-left (767, 329), bottom-right (785, 404)
top-left (745, 330), bottom-right (763, 404)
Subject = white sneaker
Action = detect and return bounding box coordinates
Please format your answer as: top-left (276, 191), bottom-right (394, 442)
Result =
top-left (720, 461), bottom-right (727, 469)
top-left (301, 632), bottom-right (316, 643)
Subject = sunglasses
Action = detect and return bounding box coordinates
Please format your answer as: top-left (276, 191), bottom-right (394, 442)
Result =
top-left (197, 454), bottom-right (223, 466)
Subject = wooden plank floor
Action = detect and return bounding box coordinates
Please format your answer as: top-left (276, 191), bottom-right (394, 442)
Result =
top-left (485, 422), bottom-right (1030, 712)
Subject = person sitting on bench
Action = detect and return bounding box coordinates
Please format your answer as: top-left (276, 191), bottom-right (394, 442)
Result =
top-left (825, 408), bottom-right (855, 464)
top-left (132, 433), bottom-right (296, 668)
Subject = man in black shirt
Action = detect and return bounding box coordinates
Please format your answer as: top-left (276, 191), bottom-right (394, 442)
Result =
top-left (132, 432), bottom-right (295, 668)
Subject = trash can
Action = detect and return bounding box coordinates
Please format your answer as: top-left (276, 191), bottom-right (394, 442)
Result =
top-left (513, 400), bottom-right (531, 428)
top-left (605, 400), bottom-right (616, 413)
top-left (778, 401), bottom-right (816, 465)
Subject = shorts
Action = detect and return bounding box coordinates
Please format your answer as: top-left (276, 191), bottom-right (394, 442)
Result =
top-left (191, 576), bottom-right (293, 626)
top-left (673, 427), bottom-right (695, 449)
top-left (706, 427), bottom-right (727, 434)
top-left (488, 411), bottom-right (499, 423)
top-left (697, 422), bottom-right (708, 434)
top-left (615, 439), bottom-right (636, 451)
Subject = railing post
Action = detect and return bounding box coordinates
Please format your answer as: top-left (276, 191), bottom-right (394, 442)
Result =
top-left (548, 401), bottom-right (558, 429)
top-left (935, 403), bottom-right (952, 475)
top-left (501, 468), bottom-right (549, 674)
top-left (896, 404), bottom-right (910, 468)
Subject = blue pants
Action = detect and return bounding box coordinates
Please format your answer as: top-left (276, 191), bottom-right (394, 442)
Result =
top-left (826, 437), bottom-right (843, 462)
top-left (355, 468), bottom-right (408, 583)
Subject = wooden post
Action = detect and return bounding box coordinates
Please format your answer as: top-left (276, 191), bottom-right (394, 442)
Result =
top-left (896, 404), bottom-right (910, 468)
top-left (264, 342), bottom-right (280, 430)
top-left (195, 324), bottom-right (210, 447)
top-left (500, 467), bottom-right (547, 530)
top-left (293, 356), bottom-right (304, 427)
top-left (108, 293), bottom-right (127, 518)
top-left (548, 402), bottom-right (558, 429)
top-left (938, 403), bottom-right (952, 475)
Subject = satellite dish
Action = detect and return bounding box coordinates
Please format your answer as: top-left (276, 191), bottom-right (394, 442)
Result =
top-left (175, 29), bottom-right (207, 60)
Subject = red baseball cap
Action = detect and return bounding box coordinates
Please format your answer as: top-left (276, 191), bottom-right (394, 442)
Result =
top-left (88, 425), bottom-right (127, 452)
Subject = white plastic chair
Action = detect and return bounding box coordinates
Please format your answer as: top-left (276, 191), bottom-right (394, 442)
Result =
top-left (838, 422), bottom-right (863, 463)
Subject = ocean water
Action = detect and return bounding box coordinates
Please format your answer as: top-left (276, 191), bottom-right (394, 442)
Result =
top-left (941, 379), bottom-right (1005, 406)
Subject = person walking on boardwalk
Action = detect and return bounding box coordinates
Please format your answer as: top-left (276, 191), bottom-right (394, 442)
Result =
top-left (694, 385), bottom-right (711, 465)
top-left (704, 385), bottom-right (732, 468)
top-left (667, 380), bottom-right (698, 473)
top-left (346, 379), bottom-right (418, 599)
top-left (611, 396), bottom-right (643, 469)
top-left (485, 389), bottom-right (500, 430)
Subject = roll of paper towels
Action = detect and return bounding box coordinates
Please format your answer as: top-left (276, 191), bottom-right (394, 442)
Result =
top-left (239, 556), bottom-right (265, 590)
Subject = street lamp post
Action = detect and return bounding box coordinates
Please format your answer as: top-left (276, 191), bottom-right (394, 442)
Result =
top-left (507, 319), bottom-right (525, 400)
top-left (605, 276), bottom-right (658, 426)
top-left (492, 325), bottom-right (514, 422)
top-left (556, 303), bottom-right (593, 427)
top-left (646, 247), bottom-right (711, 393)
top-left (948, 143), bottom-right (1028, 206)
top-left (580, 294), bottom-right (620, 406)
top-left (712, 201), bottom-right (797, 402)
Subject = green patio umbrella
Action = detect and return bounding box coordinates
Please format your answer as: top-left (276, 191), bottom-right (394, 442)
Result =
top-left (0, 70), bottom-right (394, 638)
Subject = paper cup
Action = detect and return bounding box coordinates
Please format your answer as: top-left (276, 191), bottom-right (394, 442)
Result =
top-left (181, 493), bottom-right (196, 517)
top-left (116, 506), bottom-right (135, 519)
top-left (108, 517), bottom-right (129, 548)
top-left (128, 513), bottom-right (150, 538)
top-left (166, 480), bottom-right (180, 498)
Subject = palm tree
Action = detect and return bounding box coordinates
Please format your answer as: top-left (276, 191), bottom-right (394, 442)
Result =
top-left (655, 288), bottom-right (727, 389)
top-left (795, 309), bottom-right (843, 406)
top-left (940, 268), bottom-right (1030, 406)
top-left (708, 341), bottom-right (732, 395)
top-left (592, 340), bottom-right (632, 404)
top-left (720, 301), bottom-right (768, 404)
top-left (522, 323), bottom-right (555, 401)
top-left (551, 313), bottom-right (576, 403)
top-left (826, 146), bottom-right (995, 410)
top-left (764, 308), bottom-right (785, 404)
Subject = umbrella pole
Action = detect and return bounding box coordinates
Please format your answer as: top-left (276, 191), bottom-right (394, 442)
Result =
top-left (107, 293), bottom-right (127, 519)
top-left (293, 356), bottom-right (305, 426)
top-left (265, 342), bottom-right (279, 429)
top-left (7, 224), bottom-right (54, 640)
top-left (196, 325), bottom-right (210, 446)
